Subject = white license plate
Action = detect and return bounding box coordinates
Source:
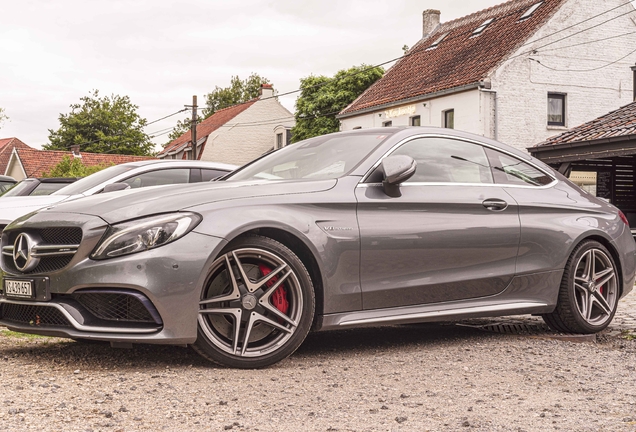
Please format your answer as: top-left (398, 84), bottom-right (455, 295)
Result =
top-left (4, 280), bottom-right (33, 299)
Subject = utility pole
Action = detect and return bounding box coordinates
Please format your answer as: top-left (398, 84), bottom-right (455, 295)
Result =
top-left (190, 95), bottom-right (198, 160)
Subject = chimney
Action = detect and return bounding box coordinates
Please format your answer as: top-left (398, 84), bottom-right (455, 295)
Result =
top-left (259, 83), bottom-right (274, 99)
top-left (632, 64), bottom-right (636, 101)
top-left (70, 144), bottom-right (81, 158)
top-left (423, 9), bottom-right (441, 38)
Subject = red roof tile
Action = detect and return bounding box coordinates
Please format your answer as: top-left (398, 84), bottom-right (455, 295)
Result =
top-left (15, 148), bottom-right (153, 178)
top-left (159, 99), bottom-right (258, 157)
top-left (534, 101), bottom-right (636, 147)
top-left (340, 0), bottom-right (567, 116)
top-left (0, 138), bottom-right (32, 176)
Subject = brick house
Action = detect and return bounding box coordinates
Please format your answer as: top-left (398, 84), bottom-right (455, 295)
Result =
top-left (0, 137), bottom-right (32, 177)
top-left (4, 146), bottom-right (152, 180)
top-left (338, 0), bottom-right (636, 152)
top-left (158, 84), bottom-right (295, 165)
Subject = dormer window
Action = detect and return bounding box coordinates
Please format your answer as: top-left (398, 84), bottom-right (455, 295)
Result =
top-left (427, 32), bottom-right (449, 50)
top-left (472, 18), bottom-right (494, 36)
top-left (520, 2), bottom-right (543, 20)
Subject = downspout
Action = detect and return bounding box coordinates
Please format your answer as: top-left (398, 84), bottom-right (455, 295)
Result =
top-left (479, 87), bottom-right (498, 141)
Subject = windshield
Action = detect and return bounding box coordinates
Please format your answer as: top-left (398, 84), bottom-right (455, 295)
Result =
top-left (1, 180), bottom-right (35, 197)
top-left (227, 133), bottom-right (392, 182)
top-left (52, 165), bottom-right (136, 196)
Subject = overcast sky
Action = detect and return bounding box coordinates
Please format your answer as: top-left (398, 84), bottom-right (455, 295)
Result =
top-left (0, 0), bottom-right (503, 151)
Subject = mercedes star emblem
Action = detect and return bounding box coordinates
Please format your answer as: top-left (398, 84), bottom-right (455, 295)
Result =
top-left (13, 233), bottom-right (40, 272)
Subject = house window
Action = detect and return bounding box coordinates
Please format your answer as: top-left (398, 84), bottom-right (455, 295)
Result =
top-left (520, 2), bottom-right (543, 20)
top-left (383, 121), bottom-right (393, 127)
top-left (548, 93), bottom-right (566, 126)
top-left (410, 116), bottom-right (421, 126)
top-left (276, 133), bottom-right (283, 149)
top-left (472, 18), bottom-right (494, 36)
top-left (427, 32), bottom-right (449, 50)
top-left (443, 110), bottom-right (454, 129)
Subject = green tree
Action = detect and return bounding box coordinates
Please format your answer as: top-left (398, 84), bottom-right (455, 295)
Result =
top-left (292, 64), bottom-right (384, 142)
top-left (42, 155), bottom-right (113, 178)
top-left (202, 73), bottom-right (270, 118)
top-left (0, 107), bottom-right (7, 130)
top-left (45, 90), bottom-right (153, 156)
top-left (166, 115), bottom-right (202, 143)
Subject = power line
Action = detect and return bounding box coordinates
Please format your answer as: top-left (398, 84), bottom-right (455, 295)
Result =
top-left (530, 46), bottom-right (636, 72)
top-left (144, 108), bottom-right (189, 127)
top-left (509, 5), bottom-right (636, 60)
top-left (534, 30), bottom-right (636, 53)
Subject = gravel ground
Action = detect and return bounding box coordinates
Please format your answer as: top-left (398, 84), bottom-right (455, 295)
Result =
top-left (0, 321), bottom-right (635, 432)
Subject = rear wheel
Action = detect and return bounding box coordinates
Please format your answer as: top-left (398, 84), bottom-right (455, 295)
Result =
top-left (192, 235), bottom-right (315, 368)
top-left (542, 240), bottom-right (619, 333)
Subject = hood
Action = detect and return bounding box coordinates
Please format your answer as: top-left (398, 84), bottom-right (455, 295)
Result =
top-left (38, 179), bottom-right (337, 224)
top-left (0, 195), bottom-right (69, 224)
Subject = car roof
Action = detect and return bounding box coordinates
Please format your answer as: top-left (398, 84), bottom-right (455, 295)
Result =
top-left (116, 159), bottom-right (238, 171)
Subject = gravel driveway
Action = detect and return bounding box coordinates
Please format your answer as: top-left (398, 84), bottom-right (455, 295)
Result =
top-left (1, 319), bottom-right (635, 432)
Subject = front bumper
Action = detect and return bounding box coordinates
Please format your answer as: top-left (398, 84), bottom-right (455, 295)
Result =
top-left (0, 212), bottom-right (227, 344)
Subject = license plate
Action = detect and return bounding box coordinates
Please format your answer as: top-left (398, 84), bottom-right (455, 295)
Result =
top-left (4, 280), bottom-right (33, 299)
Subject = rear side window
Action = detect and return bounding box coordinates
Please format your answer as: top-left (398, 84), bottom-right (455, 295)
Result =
top-left (202, 169), bottom-right (229, 182)
top-left (122, 168), bottom-right (190, 189)
top-left (486, 149), bottom-right (553, 186)
top-left (388, 137), bottom-right (493, 184)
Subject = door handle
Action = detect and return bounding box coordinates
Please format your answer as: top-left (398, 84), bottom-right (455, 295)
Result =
top-left (482, 199), bottom-right (508, 211)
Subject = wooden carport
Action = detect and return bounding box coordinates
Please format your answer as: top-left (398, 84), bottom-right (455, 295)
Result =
top-left (529, 101), bottom-right (636, 226)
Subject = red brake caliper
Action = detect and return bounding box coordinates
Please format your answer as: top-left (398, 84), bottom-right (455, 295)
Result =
top-left (258, 264), bottom-right (289, 315)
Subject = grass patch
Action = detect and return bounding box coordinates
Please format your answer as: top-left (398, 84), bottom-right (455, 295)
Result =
top-left (0, 329), bottom-right (50, 339)
top-left (621, 330), bottom-right (636, 340)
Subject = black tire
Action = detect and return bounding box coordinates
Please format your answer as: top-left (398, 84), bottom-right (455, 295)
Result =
top-left (192, 234), bottom-right (315, 368)
top-left (542, 240), bottom-right (619, 334)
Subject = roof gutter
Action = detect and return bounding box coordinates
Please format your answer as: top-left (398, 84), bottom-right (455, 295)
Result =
top-left (337, 81), bottom-right (486, 119)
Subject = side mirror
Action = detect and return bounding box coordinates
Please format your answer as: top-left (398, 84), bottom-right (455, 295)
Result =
top-left (381, 155), bottom-right (416, 198)
top-left (103, 183), bottom-right (131, 193)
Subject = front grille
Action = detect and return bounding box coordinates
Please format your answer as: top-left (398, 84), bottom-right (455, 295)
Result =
top-left (73, 292), bottom-right (157, 323)
top-left (0, 303), bottom-right (71, 327)
top-left (3, 256), bottom-right (74, 275)
top-left (5, 228), bottom-right (82, 246)
top-left (2, 227), bottom-right (82, 275)
top-left (39, 228), bottom-right (83, 245)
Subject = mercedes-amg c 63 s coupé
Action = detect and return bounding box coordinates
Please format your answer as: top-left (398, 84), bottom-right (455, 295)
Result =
top-left (1, 127), bottom-right (634, 368)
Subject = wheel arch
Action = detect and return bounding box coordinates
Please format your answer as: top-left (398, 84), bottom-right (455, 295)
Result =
top-left (227, 226), bottom-right (326, 321)
top-left (572, 234), bottom-right (624, 296)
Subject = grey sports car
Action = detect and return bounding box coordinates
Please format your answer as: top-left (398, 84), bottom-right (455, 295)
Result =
top-left (1, 127), bottom-right (634, 368)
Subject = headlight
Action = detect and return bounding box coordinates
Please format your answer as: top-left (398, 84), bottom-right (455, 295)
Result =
top-left (91, 212), bottom-right (202, 260)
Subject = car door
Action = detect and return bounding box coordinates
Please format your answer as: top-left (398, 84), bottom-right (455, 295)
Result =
top-left (355, 136), bottom-right (521, 310)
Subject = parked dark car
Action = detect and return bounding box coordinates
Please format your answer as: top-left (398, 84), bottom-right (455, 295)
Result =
top-left (1, 177), bottom-right (79, 197)
top-left (0, 175), bottom-right (16, 194)
top-left (0, 160), bottom-right (237, 231)
top-left (1, 128), bottom-right (634, 369)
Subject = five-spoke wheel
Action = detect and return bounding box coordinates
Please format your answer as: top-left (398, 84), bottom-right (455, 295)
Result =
top-left (192, 235), bottom-right (314, 368)
top-left (543, 240), bottom-right (619, 333)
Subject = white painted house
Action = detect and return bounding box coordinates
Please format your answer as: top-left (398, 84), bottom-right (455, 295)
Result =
top-left (338, 0), bottom-right (636, 152)
top-left (158, 84), bottom-right (295, 166)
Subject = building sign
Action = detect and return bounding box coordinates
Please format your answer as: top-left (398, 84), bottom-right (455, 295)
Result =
top-left (384, 105), bottom-right (416, 119)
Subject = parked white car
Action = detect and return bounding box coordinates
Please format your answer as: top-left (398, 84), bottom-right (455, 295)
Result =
top-left (0, 160), bottom-right (236, 230)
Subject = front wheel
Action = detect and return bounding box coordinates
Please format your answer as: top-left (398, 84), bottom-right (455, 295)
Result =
top-left (542, 240), bottom-right (619, 333)
top-left (192, 235), bottom-right (315, 368)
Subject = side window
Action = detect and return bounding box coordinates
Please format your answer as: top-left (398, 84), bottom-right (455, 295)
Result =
top-left (202, 169), bottom-right (228, 182)
top-left (122, 169), bottom-right (190, 189)
top-left (382, 137), bottom-right (494, 184)
top-left (486, 149), bottom-right (553, 186)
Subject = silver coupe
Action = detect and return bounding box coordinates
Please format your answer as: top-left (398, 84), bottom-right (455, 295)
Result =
top-left (1, 128), bottom-right (634, 368)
